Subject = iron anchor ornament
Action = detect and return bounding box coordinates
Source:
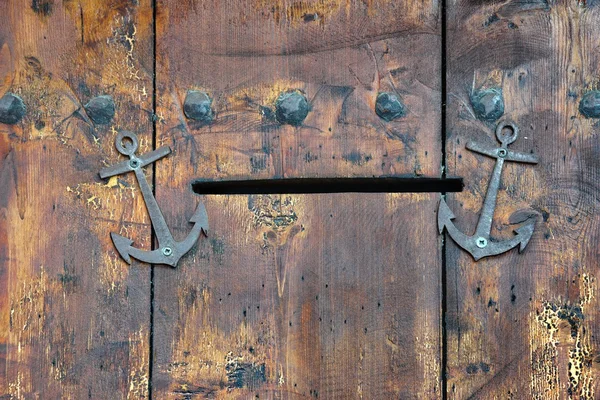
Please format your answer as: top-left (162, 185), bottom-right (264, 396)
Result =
top-left (438, 121), bottom-right (538, 260)
top-left (100, 131), bottom-right (208, 267)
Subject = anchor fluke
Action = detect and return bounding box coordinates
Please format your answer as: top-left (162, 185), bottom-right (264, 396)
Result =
top-left (189, 200), bottom-right (209, 235)
top-left (437, 198), bottom-right (455, 234)
top-left (111, 232), bottom-right (134, 264)
top-left (514, 221), bottom-right (535, 253)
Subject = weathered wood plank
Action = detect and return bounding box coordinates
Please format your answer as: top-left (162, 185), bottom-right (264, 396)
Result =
top-left (0, 1), bottom-right (153, 397)
top-left (151, 193), bottom-right (441, 398)
top-left (445, 1), bottom-right (600, 398)
top-left (155, 0), bottom-right (442, 180)
top-left (152, 1), bottom-right (443, 398)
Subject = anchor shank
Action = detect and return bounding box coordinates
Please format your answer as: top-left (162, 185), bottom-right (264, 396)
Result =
top-left (133, 167), bottom-right (174, 246)
top-left (475, 156), bottom-right (505, 238)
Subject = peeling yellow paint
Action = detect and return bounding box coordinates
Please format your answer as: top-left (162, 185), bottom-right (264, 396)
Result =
top-left (531, 287), bottom-right (596, 399)
top-left (386, 193), bottom-right (431, 210)
top-left (104, 13), bottom-right (149, 102)
top-left (10, 267), bottom-right (48, 338)
top-left (128, 328), bottom-right (149, 399)
top-left (580, 273), bottom-right (596, 306)
top-left (98, 252), bottom-right (128, 296)
top-left (166, 312), bottom-right (275, 396)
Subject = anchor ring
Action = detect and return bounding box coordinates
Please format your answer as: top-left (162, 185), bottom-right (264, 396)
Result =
top-left (495, 120), bottom-right (519, 147)
top-left (115, 131), bottom-right (139, 156)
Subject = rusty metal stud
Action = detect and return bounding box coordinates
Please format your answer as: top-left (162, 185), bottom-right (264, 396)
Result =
top-left (183, 90), bottom-right (213, 122)
top-left (84, 95), bottom-right (115, 125)
top-left (375, 92), bottom-right (406, 122)
top-left (0, 93), bottom-right (26, 125)
top-left (579, 90), bottom-right (600, 118)
top-left (471, 88), bottom-right (504, 122)
top-left (275, 90), bottom-right (309, 126)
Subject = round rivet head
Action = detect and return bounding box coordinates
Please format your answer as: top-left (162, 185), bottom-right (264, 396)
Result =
top-left (579, 91), bottom-right (600, 118)
top-left (471, 88), bottom-right (504, 122)
top-left (0, 93), bottom-right (26, 125)
top-left (183, 90), bottom-right (213, 122)
top-left (84, 95), bottom-right (115, 125)
top-left (275, 91), bottom-right (309, 126)
top-left (375, 92), bottom-right (406, 122)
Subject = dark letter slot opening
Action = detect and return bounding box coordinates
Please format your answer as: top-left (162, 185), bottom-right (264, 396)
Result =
top-left (191, 177), bottom-right (463, 195)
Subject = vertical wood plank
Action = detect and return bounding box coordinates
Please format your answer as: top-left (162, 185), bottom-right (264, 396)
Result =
top-left (152, 1), bottom-right (443, 397)
top-left (0, 0), bottom-right (153, 398)
top-left (445, 1), bottom-right (600, 398)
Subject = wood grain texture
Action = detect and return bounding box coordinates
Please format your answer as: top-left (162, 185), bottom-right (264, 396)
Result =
top-left (0, 0), bottom-right (153, 398)
top-left (155, 0), bottom-right (442, 180)
top-left (152, 1), bottom-right (443, 398)
top-left (445, 1), bottom-right (600, 398)
top-left (151, 193), bottom-right (442, 398)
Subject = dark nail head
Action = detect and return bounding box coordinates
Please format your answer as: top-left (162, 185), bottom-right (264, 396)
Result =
top-left (375, 92), bottom-right (406, 121)
top-left (84, 95), bottom-right (115, 125)
top-left (579, 90), bottom-right (600, 119)
top-left (275, 91), bottom-right (309, 126)
top-left (183, 90), bottom-right (213, 122)
top-left (0, 93), bottom-right (27, 125)
top-left (471, 88), bottom-right (504, 122)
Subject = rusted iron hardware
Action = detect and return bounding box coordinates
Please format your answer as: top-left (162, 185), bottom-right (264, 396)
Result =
top-left (99, 131), bottom-right (208, 267)
top-left (438, 121), bottom-right (538, 260)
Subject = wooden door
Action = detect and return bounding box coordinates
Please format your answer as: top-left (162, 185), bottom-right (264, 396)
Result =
top-left (0, 1), bottom-right (599, 399)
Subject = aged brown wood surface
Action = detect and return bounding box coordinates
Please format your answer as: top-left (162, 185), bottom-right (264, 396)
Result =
top-left (152, 0), bottom-right (443, 398)
top-left (151, 194), bottom-right (442, 398)
top-left (0, 1), bottom-right (153, 398)
top-left (445, 1), bottom-right (600, 398)
top-left (12, 0), bottom-right (600, 398)
top-left (154, 0), bottom-right (442, 180)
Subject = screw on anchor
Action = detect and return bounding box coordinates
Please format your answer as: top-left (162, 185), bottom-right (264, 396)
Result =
top-left (476, 237), bottom-right (488, 248)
